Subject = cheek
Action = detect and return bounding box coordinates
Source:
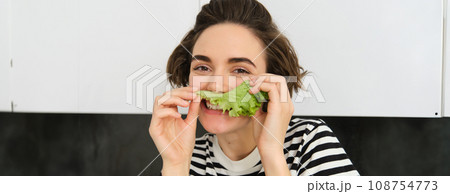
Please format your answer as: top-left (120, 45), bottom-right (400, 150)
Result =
top-left (188, 73), bottom-right (193, 86)
top-left (256, 61), bottom-right (267, 74)
top-left (258, 66), bottom-right (267, 74)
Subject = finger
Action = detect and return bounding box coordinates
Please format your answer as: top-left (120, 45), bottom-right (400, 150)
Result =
top-left (153, 95), bottom-right (163, 112)
top-left (149, 108), bottom-right (181, 137)
top-left (172, 91), bottom-right (197, 101)
top-left (170, 86), bottom-right (198, 92)
top-left (250, 74), bottom-right (284, 88)
top-left (170, 87), bottom-right (199, 99)
top-left (185, 95), bottom-right (201, 124)
top-left (250, 82), bottom-right (280, 104)
top-left (250, 75), bottom-right (290, 102)
top-left (158, 96), bottom-right (190, 107)
top-left (171, 86), bottom-right (198, 96)
top-left (158, 89), bottom-right (198, 108)
top-left (248, 75), bottom-right (268, 88)
top-left (161, 86), bottom-right (198, 97)
top-left (154, 108), bottom-right (182, 119)
top-left (154, 87), bottom-right (193, 111)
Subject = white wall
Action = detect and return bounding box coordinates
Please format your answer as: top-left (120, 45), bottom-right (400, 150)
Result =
top-left (11, 0), bottom-right (79, 112)
top-left (445, 0), bottom-right (450, 117)
top-left (2, 0), bottom-right (448, 117)
top-left (9, 0), bottom-right (199, 113)
top-left (260, 0), bottom-right (443, 117)
top-left (77, 0), bottom-right (199, 113)
top-left (0, 0), bottom-right (11, 112)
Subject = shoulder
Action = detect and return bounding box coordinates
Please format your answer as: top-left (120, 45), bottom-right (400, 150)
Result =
top-left (190, 133), bottom-right (215, 176)
top-left (285, 117), bottom-right (359, 176)
top-left (285, 118), bottom-right (332, 142)
top-left (288, 118), bottom-right (329, 132)
top-left (284, 117), bottom-right (337, 155)
top-left (285, 117), bottom-right (344, 152)
top-left (193, 133), bottom-right (214, 153)
top-left (195, 133), bottom-right (214, 145)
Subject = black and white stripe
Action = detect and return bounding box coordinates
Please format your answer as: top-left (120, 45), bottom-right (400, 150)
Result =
top-left (189, 118), bottom-right (359, 176)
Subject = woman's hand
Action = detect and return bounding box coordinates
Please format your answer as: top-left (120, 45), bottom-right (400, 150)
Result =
top-left (149, 86), bottom-right (201, 176)
top-left (249, 74), bottom-right (293, 175)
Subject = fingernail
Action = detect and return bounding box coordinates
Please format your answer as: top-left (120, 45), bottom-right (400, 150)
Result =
top-left (192, 87), bottom-right (199, 91)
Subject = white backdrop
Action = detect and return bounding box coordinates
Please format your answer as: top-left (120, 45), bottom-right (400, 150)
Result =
top-left (0, 0), bottom-right (11, 112)
top-left (0, 0), bottom-right (447, 117)
top-left (445, 0), bottom-right (450, 117)
top-left (260, 0), bottom-right (443, 117)
top-left (9, 0), bottom-right (199, 114)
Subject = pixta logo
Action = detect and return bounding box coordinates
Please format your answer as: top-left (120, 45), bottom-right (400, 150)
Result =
top-left (126, 65), bottom-right (172, 112)
top-left (126, 65), bottom-right (326, 112)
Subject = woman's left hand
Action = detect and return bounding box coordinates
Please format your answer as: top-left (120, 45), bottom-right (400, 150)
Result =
top-left (248, 73), bottom-right (294, 175)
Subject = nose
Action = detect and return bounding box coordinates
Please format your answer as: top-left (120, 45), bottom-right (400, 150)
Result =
top-left (205, 68), bottom-right (243, 93)
top-left (204, 75), bottom-right (232, 93)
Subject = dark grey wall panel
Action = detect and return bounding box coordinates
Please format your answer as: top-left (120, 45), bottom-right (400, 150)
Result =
top-left (324, 117), bottom-right (450, 175)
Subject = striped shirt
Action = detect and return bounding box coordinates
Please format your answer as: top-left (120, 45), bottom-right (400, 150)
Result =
top-left (189, 118), bottom-right (359, 176)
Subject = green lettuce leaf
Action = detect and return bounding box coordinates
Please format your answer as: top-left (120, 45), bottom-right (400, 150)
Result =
top-left (196, 80), bottom-right (269, 117)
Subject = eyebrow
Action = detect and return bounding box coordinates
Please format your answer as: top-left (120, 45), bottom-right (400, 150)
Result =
top-left (192, 55), bottom-right (256, 68)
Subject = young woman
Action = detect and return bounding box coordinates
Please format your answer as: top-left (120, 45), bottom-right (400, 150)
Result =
top-left (149, 0), bottom-right (359, 176)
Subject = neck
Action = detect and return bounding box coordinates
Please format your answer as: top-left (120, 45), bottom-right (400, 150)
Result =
top-left (216, 122), bottom-right (256, 161)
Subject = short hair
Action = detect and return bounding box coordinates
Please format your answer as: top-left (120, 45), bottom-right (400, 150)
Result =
top-left (166, 0), bottom-right (308, 95)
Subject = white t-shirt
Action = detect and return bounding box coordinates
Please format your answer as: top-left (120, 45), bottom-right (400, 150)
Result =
top-left (189, 118), bottom-right (359, 176)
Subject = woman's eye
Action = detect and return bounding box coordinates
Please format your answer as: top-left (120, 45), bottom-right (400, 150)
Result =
top-left (193, 65), bottom-right (210, 71)
top-left (233, 68), bottom-right (250, 74)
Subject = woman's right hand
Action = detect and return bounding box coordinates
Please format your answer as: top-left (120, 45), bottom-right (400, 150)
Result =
top-left (149, 86), bottom-right (201, 175)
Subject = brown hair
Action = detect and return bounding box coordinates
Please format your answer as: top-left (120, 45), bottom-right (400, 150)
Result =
top-left (166, 0), bottom-right (307, 95)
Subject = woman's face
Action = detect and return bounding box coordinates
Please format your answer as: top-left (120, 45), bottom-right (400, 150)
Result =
top-left (189, 23), bottom-right (267, 134)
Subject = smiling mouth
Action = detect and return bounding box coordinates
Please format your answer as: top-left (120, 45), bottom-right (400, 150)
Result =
top-left (204, 100), bottom-right (221, 110)
top-left (201, 99), bottom-right (231, 112)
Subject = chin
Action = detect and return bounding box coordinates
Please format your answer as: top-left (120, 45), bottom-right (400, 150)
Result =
top-left (199, 99), bottom-right (251, 134)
